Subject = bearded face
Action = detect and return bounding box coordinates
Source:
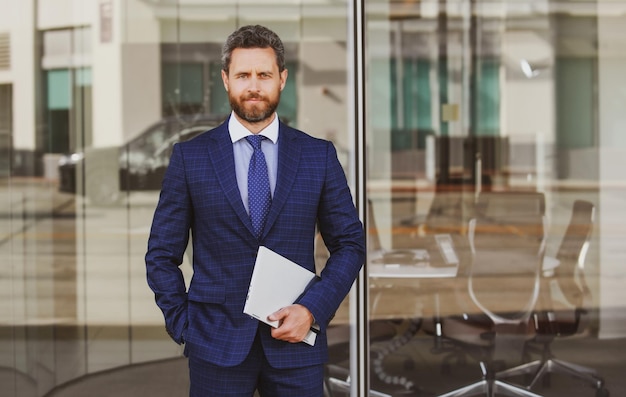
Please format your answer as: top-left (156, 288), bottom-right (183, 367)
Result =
top-left (229, 90), bottom-right (280, 124)
top-left (222, 47), bottom-right (288, 129)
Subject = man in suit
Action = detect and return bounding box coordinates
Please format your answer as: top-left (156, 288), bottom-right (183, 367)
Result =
top-left (146, 25), bottom-right (365, 396)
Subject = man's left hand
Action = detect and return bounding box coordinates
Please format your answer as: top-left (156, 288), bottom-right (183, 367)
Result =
top-left (268, 304), bottom-right (314, 343)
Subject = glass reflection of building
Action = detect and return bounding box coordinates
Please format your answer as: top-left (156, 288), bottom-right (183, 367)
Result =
top-left (1, 1), bottom-right (625, 396)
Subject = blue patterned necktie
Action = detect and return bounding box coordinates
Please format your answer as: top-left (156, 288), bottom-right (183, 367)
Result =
top-left (246, 135), bottom-right (271, 238)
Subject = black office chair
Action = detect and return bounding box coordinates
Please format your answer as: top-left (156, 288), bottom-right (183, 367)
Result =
top-left (432, 191), bottom-right (547, 397)
top-left (495, 200), bottom-right (609, 397)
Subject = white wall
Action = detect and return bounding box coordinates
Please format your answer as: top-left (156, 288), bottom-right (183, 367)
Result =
top-left (502, 31), bottom-right (555, 141)
top-left (37, 0), bottom-right (96, 29)
top-left (597, 11), bottom-right (626, 339)
top-left (298, 19), bottom-right (349, 150)
top-left (89, 0), bottom-right (125, 148)
top-left (119, 0), bottom-right (161, 142)
top-left (120, 43), bottom-right (161, 142)
top-left (7, 0), bottom-right (37, 151)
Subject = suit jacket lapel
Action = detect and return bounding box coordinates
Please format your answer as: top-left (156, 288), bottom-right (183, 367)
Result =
top-left (262, 123), bottom-right (301, 238)
top-left (208, 122), bottom-right (257, 237)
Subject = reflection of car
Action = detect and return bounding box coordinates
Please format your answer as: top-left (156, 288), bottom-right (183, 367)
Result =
top-left (58, 114), bottom-right (226, 206)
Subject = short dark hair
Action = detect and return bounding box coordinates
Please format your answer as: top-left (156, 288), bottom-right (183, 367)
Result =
top-left (221, 25), bottom-right (286, 73)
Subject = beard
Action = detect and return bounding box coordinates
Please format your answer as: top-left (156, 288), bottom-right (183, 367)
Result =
top-left (229, 92), bottom-right (280, 124)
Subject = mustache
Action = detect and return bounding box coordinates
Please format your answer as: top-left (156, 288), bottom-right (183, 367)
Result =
top-left (243, 93), bottom-right (265, 101)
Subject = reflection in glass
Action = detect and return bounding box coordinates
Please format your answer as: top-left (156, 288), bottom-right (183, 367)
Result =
top-left (363, 1), bottom-right (621, 397)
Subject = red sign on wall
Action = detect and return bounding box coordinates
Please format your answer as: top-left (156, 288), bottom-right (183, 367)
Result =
top-left (100, 0), bottom-right (113, 43)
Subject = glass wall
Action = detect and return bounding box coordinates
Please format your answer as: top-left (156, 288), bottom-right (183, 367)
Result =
top-left (362, 0), bottom-right (626, 396)
top-left (1, 1), bottom-right (359, 396)
top-left (1, 1), bottom-right (626, 397)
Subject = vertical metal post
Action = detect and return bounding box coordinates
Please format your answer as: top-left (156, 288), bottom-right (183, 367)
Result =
top-left (349, 0), bottom-right (369, 396)
top-left (475, 152), bottom-right (482, 202)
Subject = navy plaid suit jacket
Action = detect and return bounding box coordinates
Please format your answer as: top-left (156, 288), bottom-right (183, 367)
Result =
top-left (146, 118), bottom-right (365, 369)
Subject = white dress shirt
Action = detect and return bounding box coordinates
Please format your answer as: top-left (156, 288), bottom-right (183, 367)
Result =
top-left (228, 111), bottom-right (279, 215)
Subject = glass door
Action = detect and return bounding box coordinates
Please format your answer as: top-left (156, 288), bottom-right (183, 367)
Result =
top-left (362, 1), bottom-right (606, 396)
top-left (364, 2), bottom-right (475, 395)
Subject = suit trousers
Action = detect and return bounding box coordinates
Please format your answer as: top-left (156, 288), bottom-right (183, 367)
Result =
top-left (188, 326), bottom-right (324, 397)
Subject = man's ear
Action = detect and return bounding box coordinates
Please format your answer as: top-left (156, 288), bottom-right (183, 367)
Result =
top-left (279, 69), bottom-right (288, 91)
top-left (221, 69), bottom-right (229, 92)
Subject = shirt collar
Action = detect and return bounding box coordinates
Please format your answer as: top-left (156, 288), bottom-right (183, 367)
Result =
top-left (228, 111), bottom-right (279, 144)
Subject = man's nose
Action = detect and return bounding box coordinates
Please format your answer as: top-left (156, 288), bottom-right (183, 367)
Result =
top-left (247, 76), bottom-right (261, 91)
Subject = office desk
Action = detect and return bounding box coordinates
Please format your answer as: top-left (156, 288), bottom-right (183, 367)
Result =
top-left (368, 236), bottom-right (461, 279)
top-left (328, 234), bottom-right (467, 324)
top-left (367, 235), bottom-right (464, 320)
top-left (369, 262), bottom-right (458, 279)
top-left (367, 247), bottom-right (459, 321)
